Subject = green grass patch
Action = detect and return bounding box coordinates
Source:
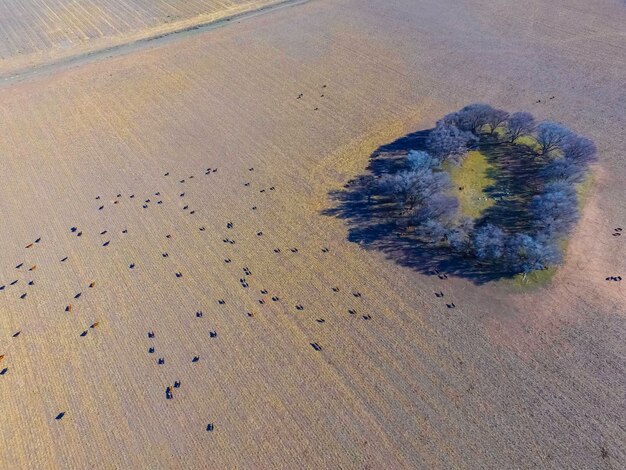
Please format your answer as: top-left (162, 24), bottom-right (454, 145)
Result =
top-left (514, 134), bottom-right (540, 152)
top-left (576, 172), bottom-right (594, 206)
top-left (506, 266), bottom-right (556, 290)
top-left (447, 150), bottom-right (495, 218)
top-left (492, 126), bottom-right (508, 140)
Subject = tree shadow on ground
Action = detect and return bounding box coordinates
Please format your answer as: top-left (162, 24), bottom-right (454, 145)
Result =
top-left (322, 130), bottom-right (545, 284)
top-left (477, 141), bottom-right (544, 233)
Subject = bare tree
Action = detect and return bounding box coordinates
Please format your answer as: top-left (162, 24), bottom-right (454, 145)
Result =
top-left (504, 234), bottom-right (561, 275)
top-left (485, 108), bottom-right (509, 136)
top-left (505, 112), bottom-right (535, 142)
top-left (406, 150), bottom-right (440, 170)
top-left (562, 135), bottom-right (597, 166)
top-left (541, 158), bottom-right (585, 183)
top-left (378, 171), bottom-right (418, 211)
top-left (410, 193), bottom-right (459, 225)
top-left (534, 121), bottom-right (573, 155)
top-left (473, 224), bottom-right (506, 261)
top-left (531, 181), bottom-right (579, 237)
top-left (427, 122), bottom-right (475, 162)
top-left (378, 168), bottom-right (451, 216)
top-left (417, 218), bottom-right (449, 242)
top-left (438, 217), bottom-right (474, 254)
top-left (443, 103), bottom-right (494, 133)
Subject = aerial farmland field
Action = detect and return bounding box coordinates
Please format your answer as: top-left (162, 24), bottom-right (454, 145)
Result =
top-left (0, 0), bottom-right (284, 76)
top-left (0, 0), bottom-right (624, 468)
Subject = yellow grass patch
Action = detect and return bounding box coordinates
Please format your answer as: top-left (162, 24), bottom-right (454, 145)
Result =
top-left (514, 134), bottom-right (541, 153)
top-left (447, 150), bottom-right (495, 219)
top-left (576, 171), bottom-right (594, 205)
top-left (506, 266), bottom-right (556, 289)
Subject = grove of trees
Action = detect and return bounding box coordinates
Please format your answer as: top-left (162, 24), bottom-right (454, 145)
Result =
top-left (371, 104), bottom-right (596, 278)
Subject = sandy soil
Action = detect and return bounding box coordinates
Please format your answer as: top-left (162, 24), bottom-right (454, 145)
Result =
top-left (0, 0), bottom-right (624, 468)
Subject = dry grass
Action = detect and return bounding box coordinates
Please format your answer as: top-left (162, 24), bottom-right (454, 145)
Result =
top-left (0, 0), bottom-right (624, 468)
